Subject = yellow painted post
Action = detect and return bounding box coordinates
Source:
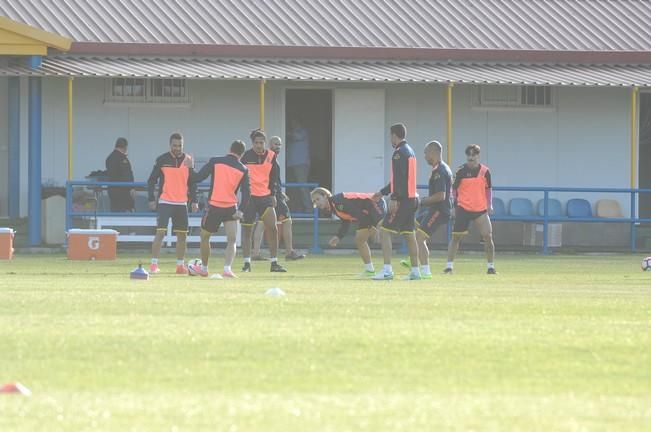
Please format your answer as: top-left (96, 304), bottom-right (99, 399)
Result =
top-left (68, 77), bottom-right (73, 180)
top-left (446, 83), bottom-right (454, 165)
top-left (259, 79), bottom-right (266, 130)
top-left (631, 86), bottom-right (639, 188)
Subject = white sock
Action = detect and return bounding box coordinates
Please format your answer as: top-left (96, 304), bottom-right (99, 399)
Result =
top-left (224, 265), bottom-right (231, 273)
top-left (201, 265), bottom-right (208, 272)
top-left (421, 265), bottom-right (430, 274)
top-left (244, 257), bottom-right (251, 263)
top-left (383, 264), bottom-right (393, 273)
top-left (411, 266), bottom-right (420, 274)
top-left (271, 257), bottom-right (278, 263)
top-left (364, 263), bottom-right (374, 272)
top-left (487, 262), bottom-right (495, 269)
top-left (151, 258), bottom-right (158, 264)
top-left (446, 261), bottom-right (454, 269)
top-left (177, 259), bottom-right (184, 266)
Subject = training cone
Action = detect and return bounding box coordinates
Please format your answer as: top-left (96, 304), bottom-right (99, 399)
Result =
top-left (130, 263), bottom-right (150, 280)
top-left (1, 382), bottom-right (32, 396)
top-left (265, 287), bottom-right (286, 297)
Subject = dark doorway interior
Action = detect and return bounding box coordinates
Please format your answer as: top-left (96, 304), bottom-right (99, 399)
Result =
top-left (639, 93), bottom-right (651, 219)
top-left (284, 89), bottom-right (332, 213)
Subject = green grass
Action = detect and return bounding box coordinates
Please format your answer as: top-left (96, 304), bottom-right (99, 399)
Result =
top-left (1, 253), bottom-right (650, 431)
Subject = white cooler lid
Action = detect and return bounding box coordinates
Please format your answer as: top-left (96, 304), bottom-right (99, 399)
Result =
top-left (68, 229), bottom-right (119, 235)
top-left (0, 228), bottom-right (14, 233)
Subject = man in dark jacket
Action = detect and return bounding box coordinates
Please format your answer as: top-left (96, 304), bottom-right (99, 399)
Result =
top-left (105, 137), bottom-right (135, 212)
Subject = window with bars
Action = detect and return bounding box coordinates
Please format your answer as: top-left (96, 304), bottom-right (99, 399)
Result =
top-left (106, 78), bottom-right (189, 103)
top-left (477, 85), bottom-right (553, 108)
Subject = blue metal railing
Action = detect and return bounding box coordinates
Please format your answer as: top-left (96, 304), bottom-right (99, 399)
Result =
top-left (488, 186), bottom-right (651, 254)
top-left (66, 181), bottom-right (651, 254)
top-left (413, 185), bottom-right (651, 254)
top-left (65, 180), bottom-right (322, 253)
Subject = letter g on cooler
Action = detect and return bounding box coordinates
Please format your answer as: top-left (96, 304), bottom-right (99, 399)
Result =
top-left (88, 236), bottom-right (100, 250)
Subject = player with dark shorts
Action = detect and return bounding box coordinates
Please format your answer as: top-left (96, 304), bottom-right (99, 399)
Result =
top-left (251, 136), bottom-right (305, 261)
top-left (311, 188), bottom-right (386, 276)
top-left (445, 144), bottom-right (496, 275)
top-left (147, 132), bottom-right (198, 275)
top-left (372, 123), bottom-right (420, 280)
top-left (187, 140), bottom-right (250, 278)
top-left (240, 129), bottom-right (287, 273)
top-left (400, 141), bottom-right (452, 279)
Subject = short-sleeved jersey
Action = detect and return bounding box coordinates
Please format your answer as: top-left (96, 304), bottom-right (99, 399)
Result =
top-left (147, 152), bottom-right (197, 205)
top-left (329, 192), bottom-right (376, 238)
top-left (330, 193), bottom-right (375, 221)
top-left (427, 161), bottom-right (453, 215)
top-left (241, 149), bottom-right (281, 198)
top-left (380, 141), bottom-right (417, 200)
top-left (192, 154), bottom-right (250, 209)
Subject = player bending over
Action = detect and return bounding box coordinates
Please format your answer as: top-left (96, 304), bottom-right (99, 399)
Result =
top-left (311, 187), bottom-right (386, 277)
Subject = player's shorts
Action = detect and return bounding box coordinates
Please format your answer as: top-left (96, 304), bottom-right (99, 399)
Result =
top-left (201, 205), bottom-right (238, 233)
top-left (276, 197), bottom-right (291, 222)
top-left (416, 207), bottom-right (450, 238)
top-left (156, 203), bottom-right (189, 233)
top-left (357, 198), bottom-right (386, 231)
top-left (452, 206), bottom-right (487, 234)
top-left (381, 197), bottom-right (419, 234)
top-left (242, 195), bottom-right (275, 226)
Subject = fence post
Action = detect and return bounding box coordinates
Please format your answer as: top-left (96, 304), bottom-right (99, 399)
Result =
top-left (310, 205), bottom-right (323, 254)
top-left (631, 190), bottom-right (637, 252)
top-left (542, 190), bottom-right (549, 255)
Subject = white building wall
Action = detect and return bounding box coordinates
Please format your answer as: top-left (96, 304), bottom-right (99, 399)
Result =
top-left (33, 78), bottom-right (633, 217)
top-left (0, 77), bottom-right (8, 217)
top-left (387, 84), bottom-right (632, 216)
top-left (41, 78), bottom-right (261, 184)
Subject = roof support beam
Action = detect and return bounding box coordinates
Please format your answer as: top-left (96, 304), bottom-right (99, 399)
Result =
top-left (8, 77), bottom-right (20, 219)
top-left (28, 77), bottom-right (42, 246)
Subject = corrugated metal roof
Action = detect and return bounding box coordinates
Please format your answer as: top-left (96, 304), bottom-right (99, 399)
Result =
top-left (2, 56), bottom-right (650, 87)
top-left (0, 0), bottom-right (650, 51)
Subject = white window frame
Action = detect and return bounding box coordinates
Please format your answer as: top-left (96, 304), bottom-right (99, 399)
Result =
top-left (104, 78), bottom-right (191, 107)
top-left (472, 85), bottom-right (556, 111)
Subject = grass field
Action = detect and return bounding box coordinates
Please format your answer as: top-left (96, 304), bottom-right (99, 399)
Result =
top-left (1, 253), bottom-right (650, 431)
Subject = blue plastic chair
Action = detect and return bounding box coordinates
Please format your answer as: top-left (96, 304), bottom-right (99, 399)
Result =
top-left (566, 198), bottom-right (592, 218)
top-left (508, 198), bottom-right (534, 216)
top-left (536, 198), bottom-right (563, 217)
top-left (492, 197), bottom-right (506, 216)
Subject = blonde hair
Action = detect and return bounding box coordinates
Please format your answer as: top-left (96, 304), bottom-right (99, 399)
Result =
top-left (269, 136), bottom-right (282, 145)
top-left (310, 187), bottom-right (332, 199)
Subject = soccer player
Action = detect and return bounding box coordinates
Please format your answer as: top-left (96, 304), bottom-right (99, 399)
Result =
top-left (311, 187), bottom-right (386, 277)
top-left (187, 140), bottom-right (250, 278)
top-left (251, 136), bottom-right (305, 261)
top-left (372, 123), bottom-right (420, 280)
top-left (400, 141), bottom-right (452, 279)
top-left (445, 144), bottom-right (496, 274)
top-left (147, 132), bottom-right (198, 274)
top-left (240, 129), bottom-right (287, 273)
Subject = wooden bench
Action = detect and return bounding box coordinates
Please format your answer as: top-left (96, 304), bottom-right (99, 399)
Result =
top-left (95, 215), bottom-right (241, 247)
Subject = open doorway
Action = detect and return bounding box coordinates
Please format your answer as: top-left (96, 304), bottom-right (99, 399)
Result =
top-left (284, 89), bottom-right (333, 213)
top-left (639, 93), bottom-right (651, 219)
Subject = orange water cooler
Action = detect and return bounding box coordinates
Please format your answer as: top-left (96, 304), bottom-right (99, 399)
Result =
top-left (67, 229), bottom-right (119, 260)
top-left (0, 228), bottom-right (15, 260)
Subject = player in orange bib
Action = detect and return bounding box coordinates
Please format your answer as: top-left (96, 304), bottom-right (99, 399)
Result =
top-left (445, 144), bottom-right (496, 274)
top-left (311, 187), bottom-right (386, 277)
top-left (239, 129), bottom-right (287, 273)
top-left (371, 123), bottom-right (420, 281)
top-left (147, 132), bottom-right (198, 275)
top-left (187, 140), bottom-right (250, 278)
